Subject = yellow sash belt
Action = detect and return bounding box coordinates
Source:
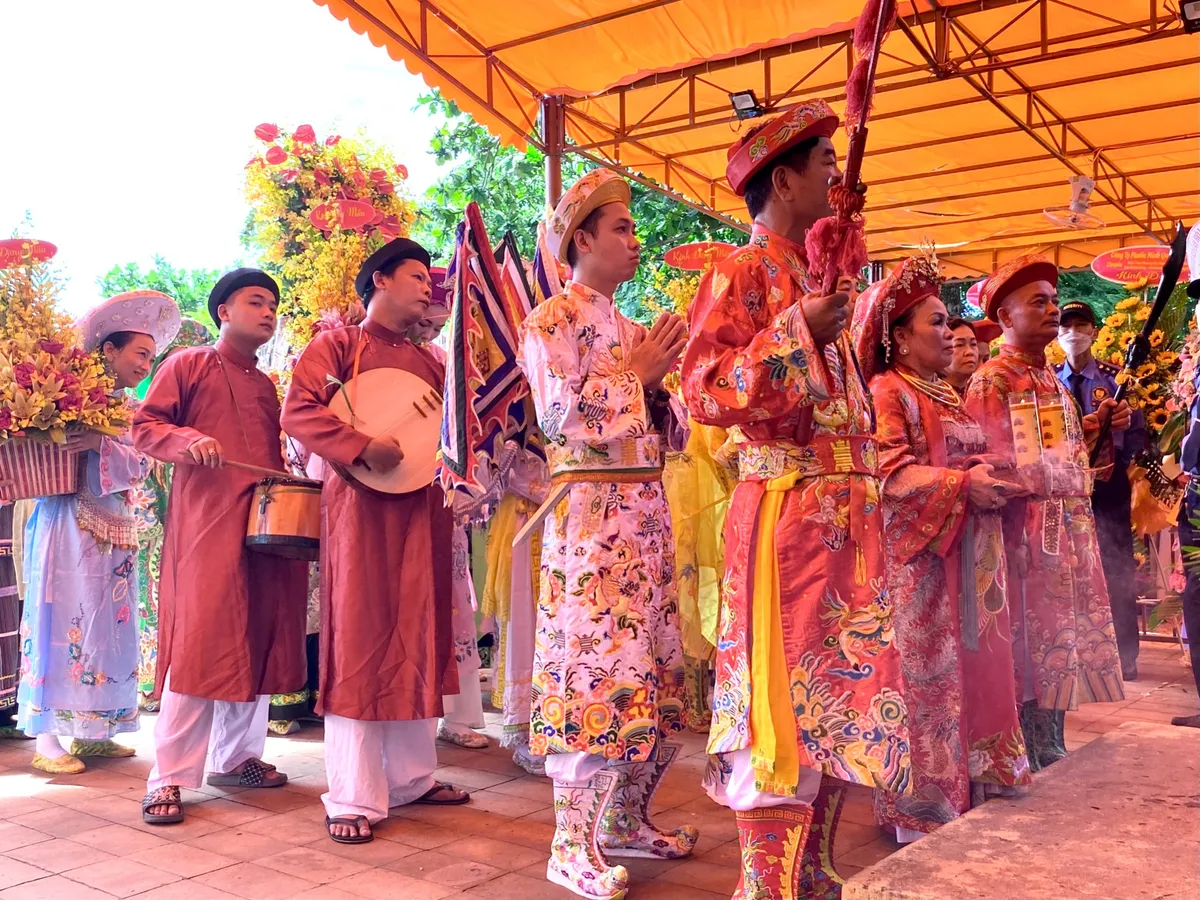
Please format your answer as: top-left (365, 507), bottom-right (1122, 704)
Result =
top-left (749, 470), bottom-right (802, 796)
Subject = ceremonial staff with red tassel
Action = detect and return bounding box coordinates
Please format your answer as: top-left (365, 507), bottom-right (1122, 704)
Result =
top-left (807, 0), bottom-right (898, 293)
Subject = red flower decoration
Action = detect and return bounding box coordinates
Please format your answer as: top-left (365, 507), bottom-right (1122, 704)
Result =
top-left (71, 348), bottom-right (88, 361)
top-left (377, 181), bottom-right (395, 195)
top-left (13, 362), bottom-right (35, 389)
top-left (378, 215), bottom-right (401, 237)
top-left (314, 169), bottom-right (332, 187)
top-left (394, 164), bottom-right (409, 180)
top-left (38, 340), bottom-right (64, 355)
top-left (0, 408), bottom-right (11, 430)
top-left (280, 169), bottom-right (299, 183)
top-left (56, 392), bottom-right (83, 413)
top-left (293, 124), bottom-right (316, 144)
top-left (89, 387), bottom-right (108, 405)
top-left (265, 146), bottom-right (288, 165)
top-left (254, 123), bottom-right (280, 142)
top-left (369, 168), bottom-right (388, 183)
top-left (325, 134), bottom-right (341, 146)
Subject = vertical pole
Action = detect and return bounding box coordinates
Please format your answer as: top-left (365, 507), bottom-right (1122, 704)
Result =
top-left (542, 95), bottom-right (565, 209)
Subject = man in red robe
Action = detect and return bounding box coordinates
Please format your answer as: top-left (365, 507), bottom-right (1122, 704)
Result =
top-left (134, 269), bottom-right (307, 824)
top-left (965, 256), bottom-right (1127, 772)
top-left (682, 100), bottom-right (912, 900)
top-left (281, 238), bottom-right (466, 846)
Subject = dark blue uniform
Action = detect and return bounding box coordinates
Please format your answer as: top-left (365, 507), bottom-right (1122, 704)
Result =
top-left (1056, 357), bottom-right (1147, 679)
top-left (1177, 368), bottom-right (1200, 717)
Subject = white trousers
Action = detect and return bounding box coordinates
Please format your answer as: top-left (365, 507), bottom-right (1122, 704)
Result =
top-left (440, 648), bottom-right (485, 731)
top-left (544, 750), bottom-right (607, 785)
top-left (322, 714), bottom-right (438, 823)
top-left (441, 526), bottom-right (485, 732)
top-left (704, 749), bottom-right (821, 812)
top-left (146, 672), bottom-right (270, 791)
top-left (500, 528), bottom-right (535, 742)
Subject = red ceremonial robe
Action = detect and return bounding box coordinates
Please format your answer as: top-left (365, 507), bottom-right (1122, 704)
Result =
top-left (280, 319), bottom-right (456, 722)
top-left (682, 225), bottom-right (911, 794)
top-left (132, 341), bottom-right (307, 702)
top-left (871, 369), bottom-right (1030, 835)
top-left (965, 345), bottom-right (1124, 709)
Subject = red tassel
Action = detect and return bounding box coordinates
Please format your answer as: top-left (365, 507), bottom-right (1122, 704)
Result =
top-left (807, 183), bottom-right (869, 291)
top-left (845, 57), bottom-right (870, 128)
top-left (854, 0), bottom-right (897, 55)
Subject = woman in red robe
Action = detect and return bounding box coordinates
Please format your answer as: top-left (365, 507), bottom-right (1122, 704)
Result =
top-left (852, 256), bottom-right (1031, 842)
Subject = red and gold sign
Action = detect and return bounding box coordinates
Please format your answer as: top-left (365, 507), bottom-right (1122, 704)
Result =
top-left (1091, 246), bottom-right (1192, 285)
top-left (0, 239), bottom-right (57, 270)
top-left (664, 241), bottom-right (738, 271)
top-left (308, 199), bottom-right (378, 233)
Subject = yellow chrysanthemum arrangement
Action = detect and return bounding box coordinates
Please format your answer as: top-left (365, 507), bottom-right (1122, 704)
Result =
top-left (1100, 293), bottom-right (1177, 436)
top-left (243, 123), bottom-right (416, 348)
top-left (644, 268), bottom-right (702, 320)
top-left (0, 260), bottom-right (128, 442)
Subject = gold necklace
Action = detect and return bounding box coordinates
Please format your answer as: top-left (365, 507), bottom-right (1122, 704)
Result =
top-left (898, 369), bottom-right (962, 407)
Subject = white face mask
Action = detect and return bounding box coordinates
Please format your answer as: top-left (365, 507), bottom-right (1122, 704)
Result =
top-left (1058, 331), bottom-right (1093, 357)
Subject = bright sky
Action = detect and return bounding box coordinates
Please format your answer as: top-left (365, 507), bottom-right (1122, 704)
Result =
top-left (0, 0), bottom-right (443, 314)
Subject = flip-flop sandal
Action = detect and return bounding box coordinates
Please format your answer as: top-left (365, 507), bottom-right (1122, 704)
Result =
top-left (142, 786), bottom-right (184, 825)
top-left (326, 814), bottom-right (374, 844)
top-left (206, 757), bottom-right (287, 788)
top-left (413, 781), bottom-right (470, 805)
top-left (437, 724), bottom-right (490, 749)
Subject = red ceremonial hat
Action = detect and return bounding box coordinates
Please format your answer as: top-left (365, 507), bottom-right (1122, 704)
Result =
top-left (725, 99), bottom-right (840, 197)
top-left (851, 253), bottom-right (943, 381)
top-left (976, 254), bottom-right (1058, 320)
top-left (970, 319), bottom-right (1002, 344)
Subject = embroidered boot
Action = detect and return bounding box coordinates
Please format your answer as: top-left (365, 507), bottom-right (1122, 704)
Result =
top-left (684, 656), bottom-right (713, 733)
top-left (547, 769), bottom-right (629, 900)
top-left (1019, 701), bottom-right (1068, 773)
top-left (797, 777), bottom-right (846, 900)
top-left (733, 805), bottom-right (814, 900)
top-left (600, 742), bottom-right (699, 859)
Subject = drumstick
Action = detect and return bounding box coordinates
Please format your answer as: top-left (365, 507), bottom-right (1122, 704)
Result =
top-left (225, 459), bottom-right (321, 485)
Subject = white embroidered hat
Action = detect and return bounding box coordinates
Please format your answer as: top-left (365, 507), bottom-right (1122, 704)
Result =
top-left (77, 290), bottom-right (182, 353)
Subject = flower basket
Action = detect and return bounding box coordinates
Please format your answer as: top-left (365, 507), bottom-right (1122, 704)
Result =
top-left (0, 436), bottom-right (82, 501)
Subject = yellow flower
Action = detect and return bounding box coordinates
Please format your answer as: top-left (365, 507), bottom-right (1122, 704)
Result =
top-left (1136, 363), bottom-right (1156, 379)
top-left (1149, 329), bottom-right (1166, 348)
top-left (1158, 350), bottom-right (1179, 366)
top-left (1116, 297), bottom-right (1141, 311)
top-left (1119, 332), bottom-right (1135, 349)
top-left (1135, 306), bottom-right (1151, 322)
top-left (1115, 371), bottom-right (1131, 385)
top-left (1104, 313), bottom-right (1125, 328)
top-left (1109, 351), bottom-right (1124, 365)
top-left (1148, 408), bottom-right (1170, 430)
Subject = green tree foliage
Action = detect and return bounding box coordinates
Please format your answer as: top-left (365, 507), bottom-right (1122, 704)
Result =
top-left (1055, 269), bottom-right (1128, 321)
top-left (97, 257), bottom-right (225, 332)
top-left (411, 91), bottom-right (743, 321)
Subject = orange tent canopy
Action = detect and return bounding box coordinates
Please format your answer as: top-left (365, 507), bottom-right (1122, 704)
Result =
top-left (315, 0), bottom-right (1198, 276)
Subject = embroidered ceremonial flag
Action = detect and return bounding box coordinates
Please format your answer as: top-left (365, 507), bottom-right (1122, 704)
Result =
top-left (438, 203), bottom-right (541, 505)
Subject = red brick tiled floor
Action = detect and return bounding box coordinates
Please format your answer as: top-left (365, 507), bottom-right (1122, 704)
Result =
top-left (0, 640), bottom-right (1193, 899)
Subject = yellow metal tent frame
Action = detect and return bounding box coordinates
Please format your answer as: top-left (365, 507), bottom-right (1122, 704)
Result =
top-left (314, 0), bottom-right (1198, 276)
